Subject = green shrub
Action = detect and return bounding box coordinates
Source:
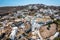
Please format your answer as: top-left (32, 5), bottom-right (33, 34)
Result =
top-left (54, 37), bottom-right (60, 40)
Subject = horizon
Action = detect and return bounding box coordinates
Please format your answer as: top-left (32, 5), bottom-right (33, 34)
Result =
top-left (0, 0), bottom-right (60, 7)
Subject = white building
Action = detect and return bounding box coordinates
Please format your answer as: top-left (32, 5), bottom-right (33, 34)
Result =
top-left (9, 27), bottom-right (18, 40)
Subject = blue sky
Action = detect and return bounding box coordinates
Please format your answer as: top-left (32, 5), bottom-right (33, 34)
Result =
top-left (0, 0), bottom-right (60, 7)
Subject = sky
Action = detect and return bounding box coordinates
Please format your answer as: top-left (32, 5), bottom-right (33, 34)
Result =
top-left (0, 0), bottom-right (60, 7)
